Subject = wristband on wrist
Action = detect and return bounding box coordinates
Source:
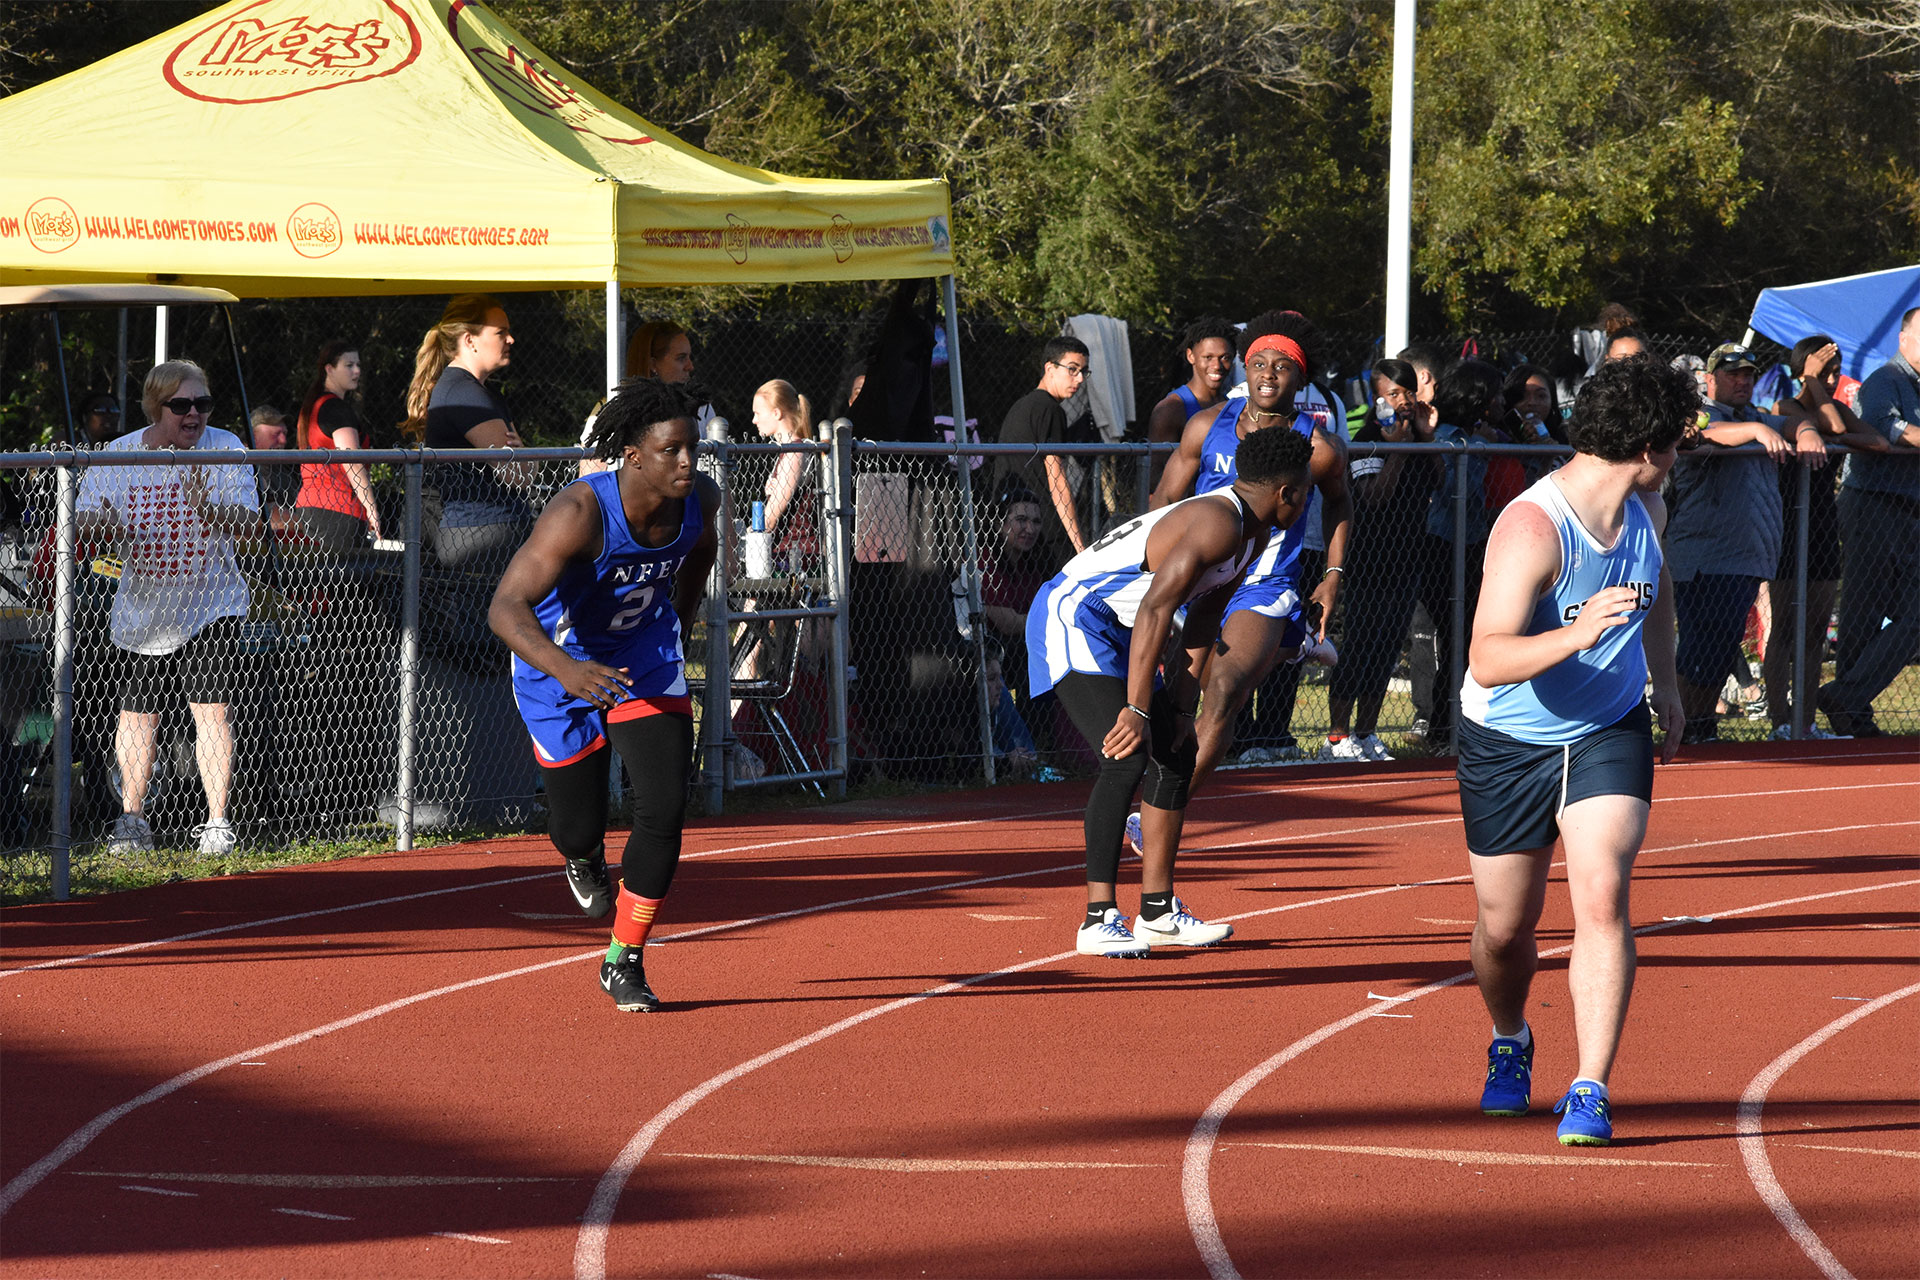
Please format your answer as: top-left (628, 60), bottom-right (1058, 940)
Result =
top-left (1125, 703), bottom-right (1151, 721)
top-left (1323, 565), bottom-right (1345, 577)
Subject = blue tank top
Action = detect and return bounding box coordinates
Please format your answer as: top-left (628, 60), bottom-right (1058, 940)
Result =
top-left (1461, 475), bottom-right (1662, 745)
top-left (520, 470), bottom-right (703, 698)
top-left (1172, 384), bottom-right (1202, 418)
top-left (1193, 397), bottom-right (1316, 583)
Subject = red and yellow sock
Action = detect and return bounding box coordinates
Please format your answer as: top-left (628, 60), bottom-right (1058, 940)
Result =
top-left (605, 887), bottom-right (665, 964)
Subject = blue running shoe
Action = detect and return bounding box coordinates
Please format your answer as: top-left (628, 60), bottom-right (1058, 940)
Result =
top-left (1554, 1084), bottom-right (1612, 1146)
top-left (1124, 811), bottom-right (1144, 857)
top-left (1480, 1036), bottom-right (1533, 1116)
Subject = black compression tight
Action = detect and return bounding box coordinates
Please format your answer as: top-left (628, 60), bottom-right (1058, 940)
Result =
top-left (541, 712), bottom-right (694, 900)
top-left (1050, 673), bottom-right (1195, 884)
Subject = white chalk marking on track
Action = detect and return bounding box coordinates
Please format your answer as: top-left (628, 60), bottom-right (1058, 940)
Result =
top-left (120, 1184), bottom-right (196, 1197)
top-left (660, 1152), bottom-right (1156, 1172)
top-left (274, 1207), bottom-right (352, 1221)
top-left (1225, 1141), bottom-right (1714, 1168)
top-left (1737, 980), bottom-right (1920, 1280)
top-left (1184, 875), bottom-right (1920, 1280)
top-left (433, 1231), bottom-right (510, 1244)
top-left (73, 1171), bottom-right (574, 1188)
top-left (1790, 1143), bottom-right (1920, 1160)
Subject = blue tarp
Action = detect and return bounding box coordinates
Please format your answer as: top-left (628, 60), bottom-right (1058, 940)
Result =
top-left (1748, 264), bottom-right (1920, 381)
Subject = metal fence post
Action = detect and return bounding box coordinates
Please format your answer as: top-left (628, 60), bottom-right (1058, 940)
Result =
top-left (701, 420), bottom-right (735, 813)
top-left (823, 421), bottom-right (852, 799)
top-left (395, 456), bottom-right (422, 852)
top-left (1790, 458), bottom-right (1812, 740)
top-left (1450, 440), bottom-right (1469, 750)
top-left (941, 275), bottom-right (996, 784)
top-left (50, 460), bottom-right (77, 900)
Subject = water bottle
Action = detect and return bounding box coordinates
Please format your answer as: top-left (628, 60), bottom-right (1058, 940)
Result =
top-left (1374, 396), bottom-right (1396, 428)
top-left (744, 500), bottom-right (772, 578)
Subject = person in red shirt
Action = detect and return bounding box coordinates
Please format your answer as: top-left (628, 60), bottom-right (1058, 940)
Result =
top-left (293, 341), bottom-right (383, 550)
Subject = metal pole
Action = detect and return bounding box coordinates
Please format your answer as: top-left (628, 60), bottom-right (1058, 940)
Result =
top-left (824, 420), bottom-right (853, 799)
top-left (154, 305), bottom-right (169, 364)
top-left (1384, 0), bottom-right (1416, 356)
top-left (50, 463), bottom-right (77, 901)
top-left (942, 275), bottom-right (996, 784)
top-left (701, 420), bottom-right (735, 814)
top-left (49, 310), bottom-right (78, 449)
top-left (605, 281), bottom-right (622, 399)
top-left (1450, 440), bottom-right (1468, 751)
top-left (1137, 443), bottom-right (1153, 512)
top-left (1790, 459), bottom-right (1812, 739)
top-left (116, 308), bottom-right (129, 416)
top-left (395, 458), bottom-right (422, 851)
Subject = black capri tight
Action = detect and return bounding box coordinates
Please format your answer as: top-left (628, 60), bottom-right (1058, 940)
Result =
top-left (541, 711), bottom-right (694, 900)
top-left (1051, 672), bottom-right (1197, 884)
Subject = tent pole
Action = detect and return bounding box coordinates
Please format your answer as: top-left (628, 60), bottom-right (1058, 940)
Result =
top-left (605, 280), bottom-right (622, 398)
top-left (1384, 0), bottom-right (1416, 356)
top-left (116, 309), bottom-right (128, 416)
top-left (942, 274), bottom-right (996, 786)
top-left (154, 305), bottom-right (169, 364)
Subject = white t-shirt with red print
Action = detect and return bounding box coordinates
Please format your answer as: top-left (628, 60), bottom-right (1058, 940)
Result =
top-left (77, 426), bottom-right (259, 655)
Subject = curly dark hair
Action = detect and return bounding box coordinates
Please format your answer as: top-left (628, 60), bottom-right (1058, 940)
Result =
top-left (1180, 315), bottom-right (1239, 351)
top-left (1432, 358), bottom-right (1504, 431)
top-left (1566, 354), bottom-right (1698, 461)
top-left (1238, 309), bottom-right (1327, 384)
top-left (1234, 422), bottom-right (1313, 486)
top-left (584, 376), bottom-right (705, 461)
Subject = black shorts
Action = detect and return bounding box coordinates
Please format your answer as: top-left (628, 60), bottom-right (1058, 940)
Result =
top-left (120, 616), bottom-right (250, 714)
top-left (1455, 701), bottom-right (1654, 856)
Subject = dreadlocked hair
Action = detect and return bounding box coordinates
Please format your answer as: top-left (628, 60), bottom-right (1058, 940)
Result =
top-left (1233, 422), bottom-right (1313, 487)
top-left (585, 377), bottom-right (705, 462)
top-left (1238, 309), bottom-right (1328, 384)
top-left (1180, 315), bottom-right (1238, 351)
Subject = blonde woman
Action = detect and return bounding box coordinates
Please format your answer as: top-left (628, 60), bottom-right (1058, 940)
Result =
top-left (403, 294), bottom-right (532, 571)
top-left (750, 378), bottom-right (818, 560)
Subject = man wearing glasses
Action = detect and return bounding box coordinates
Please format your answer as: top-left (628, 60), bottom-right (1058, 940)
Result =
top-left (78, 392), bottom-right (122, 447)
top-left (993, 336), bottom-right (1091, 564)
top-left (78, 360), bottom-right (259, 858)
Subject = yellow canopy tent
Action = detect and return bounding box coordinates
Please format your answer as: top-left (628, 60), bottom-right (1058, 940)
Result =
top-left (0, 0), bottom-right (953, 295)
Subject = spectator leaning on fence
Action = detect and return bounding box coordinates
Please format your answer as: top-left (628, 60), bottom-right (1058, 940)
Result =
top-left (404, 294), bottom-right (533, 573)
top-left (78, 360), bottom-right (259, 858)
top-left (78, 391), bottom-right (122, 447)
top-left (293, 341), bottom-right (383, 550)
top-left (1763, 336), bottom-right (1885, 739)
top-left (1820, 306), bottom-right (1920, 738)
top-left (993, 336), bottom-right (1090, 561)
top-left (247, 405), bottom-right (299, 530)
top-left (1662, 343), bottom-right (1798, 744)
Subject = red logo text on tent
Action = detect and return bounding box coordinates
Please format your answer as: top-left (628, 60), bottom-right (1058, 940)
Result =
top-left (165, 0), bottom-right (421, 105)
top-left (449, 3), bottom-right (650, 147)
top-left (26, 199), bottom-right (80, 254)
top-left (287, 203), bottom-right (343, 258)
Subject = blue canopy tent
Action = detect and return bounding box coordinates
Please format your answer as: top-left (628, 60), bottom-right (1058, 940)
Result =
top-left (1745, 264), bottom-right (1920, 381)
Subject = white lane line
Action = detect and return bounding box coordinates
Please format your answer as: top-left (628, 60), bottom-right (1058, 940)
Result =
top-left (1183, 874), bottom-right (1920, 1280)
top-left (660, 1152), bottom-right (1156, 1172)
top-left (274, 1207), bottom-right (352, 1221)
top-left (1225, 1141), bottom-right (1715, 1168)
top-left (433, 1231), bottom-right (510, 1244)
top-left (0, 855), bottom-right (1096, 1222)
top-left (74, 1171), bottom-right (575, 1188)
top-left (1737, 980), bottom-right (1920, 1280)
top-left (1790, 1144), bottom-right (1920, 1160)
top-left (119, 1184), bottom-right (196, 1197)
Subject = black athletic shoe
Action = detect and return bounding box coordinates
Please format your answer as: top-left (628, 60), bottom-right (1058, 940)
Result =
top-left (564, 852), bottom-right (614, 918)
top-left (600, 951), bottom-right (660, 1012)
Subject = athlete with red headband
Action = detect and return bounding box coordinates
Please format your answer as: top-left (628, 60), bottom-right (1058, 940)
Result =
top-left (1149, 310), bottom-right (1354, 824)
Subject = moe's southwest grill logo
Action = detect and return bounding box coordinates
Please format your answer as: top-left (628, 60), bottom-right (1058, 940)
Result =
top-left (449, 0), bottom-right (650, 146)
top-left (286, 202), bottom-right (342, 258)
top-left (26, 198), bottom-right (80, 254)
top-left (165, 0), bottom-right (421, 104)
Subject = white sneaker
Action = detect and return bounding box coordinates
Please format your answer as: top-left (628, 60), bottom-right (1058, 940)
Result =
top-left (1295, 634), bottom-right (1339, 667)
top-left (1771, 722), bottom-right (1848, 741)
top-left (1131, 897), bottom-right (1233, 947)
top-left (1321, 735), bottom-right (1367, 762)
top-left (1077, 907), bottom-right (1150, 958)
top-left (105, 813), bottom-right (154, 855)
top-left (193, 819), bottom-right (237, 857)
top-left (1356, 733), bottom-right (1393, 761)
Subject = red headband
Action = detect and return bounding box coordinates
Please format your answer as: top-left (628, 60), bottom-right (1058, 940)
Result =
top-left (1245, 333), bottom-right (1307, 373)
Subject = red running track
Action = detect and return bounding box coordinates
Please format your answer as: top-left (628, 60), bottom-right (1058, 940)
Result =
top-left (3, 741), bottom-right (1916, 1279)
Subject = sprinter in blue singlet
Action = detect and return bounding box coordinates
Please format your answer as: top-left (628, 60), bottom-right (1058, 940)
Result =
top-left (490, 379), bottom-right (719, 1014)
top-left (1456, 356), bottom-right (1697, 1148)
top-left (1144, 317), bottom-right (1238, 491)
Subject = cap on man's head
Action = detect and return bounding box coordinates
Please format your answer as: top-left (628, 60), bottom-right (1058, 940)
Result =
top-left (1706, 343), bottom-right (1758, 373)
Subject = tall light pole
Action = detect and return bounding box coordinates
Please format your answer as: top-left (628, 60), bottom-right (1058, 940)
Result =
top-left (1384, 0), bottom-right (1416, 357)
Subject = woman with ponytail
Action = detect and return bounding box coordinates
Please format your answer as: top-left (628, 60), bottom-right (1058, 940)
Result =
top-left (404, 294), bottom-right (532, 571)
top-left (749, 378), bottom-right (818, 560)
top-left (293, 341), bottom-right (382, 549)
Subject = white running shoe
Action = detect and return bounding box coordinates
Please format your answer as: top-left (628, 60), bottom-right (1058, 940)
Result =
top-left (1321, 735), bottom-right (1368, 762)
top-left (1771, 722), bottom-right (1848, 741)
top-left (105, 813), bottom-right (154, 855)
top-left (1356, 733), bottom-right (1393, 761)
top-left (1077, 907), bottom-right (1150, 958)
top-left (1295, 634), bottom-right (1338, 667)
top-left (1131, 897), bottom-right (1233, 947)
top-left (193, 819), bottom-right (237, 857)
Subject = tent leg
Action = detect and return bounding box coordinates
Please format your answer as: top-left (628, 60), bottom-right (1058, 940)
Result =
top-left (606, 281), bottom-right (622, 399)
top-left (155, 305), bottom-right (169, 363)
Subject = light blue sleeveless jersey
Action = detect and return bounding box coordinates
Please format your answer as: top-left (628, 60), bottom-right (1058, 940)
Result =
top-left (1460, 475), bottom-right (1662, 745)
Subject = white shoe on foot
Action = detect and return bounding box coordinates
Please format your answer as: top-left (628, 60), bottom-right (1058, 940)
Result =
top-left (193, 819), bottom-right (237, 857)
top-left (1356, 733), bottom-right (1393, 761)
top-left (1131, 896), bottom-right (1233, 947)
top-left (1077, 908), bottom-right (1150, 958)
top-left (106, 813), bottom-right (154, 855)
top-left (1321, 735), bottom-right (1367, 762)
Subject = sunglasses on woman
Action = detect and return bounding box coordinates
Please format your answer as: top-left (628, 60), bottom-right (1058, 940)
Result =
top-left (161, 396), bottom-right (216, 415)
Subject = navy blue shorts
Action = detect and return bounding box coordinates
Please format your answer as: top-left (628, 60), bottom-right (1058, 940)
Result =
top-left (1455, 701), bottom-right (1654, 856)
